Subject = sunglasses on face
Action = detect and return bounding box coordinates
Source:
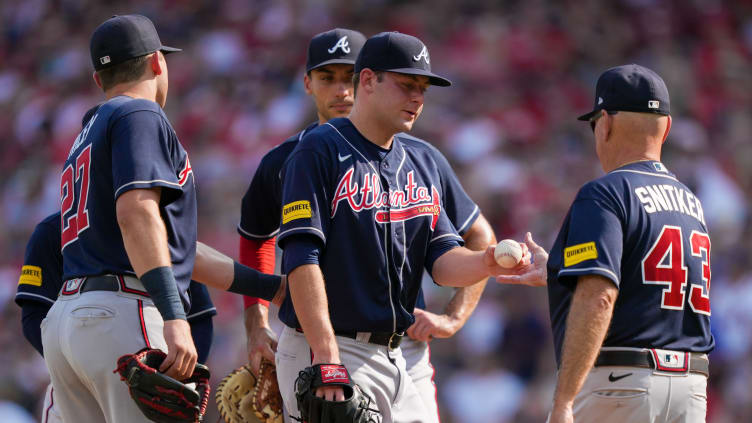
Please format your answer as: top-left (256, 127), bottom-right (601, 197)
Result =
top-left (589, 110), bottom-right (619, 132)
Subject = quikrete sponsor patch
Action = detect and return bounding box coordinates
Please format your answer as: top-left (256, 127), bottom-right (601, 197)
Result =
top-left (282, 200), bottom-right (312, 224)
top-left (18, 265), bottom-right (42, 286)
top-left (564, 242), bottom-right (598, 267)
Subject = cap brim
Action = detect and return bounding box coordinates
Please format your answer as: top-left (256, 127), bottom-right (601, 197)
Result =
top-left (160, 46), bottom-right (182, 54)
top-left (387, 68), bottom-right (452, 87)
top-left (307, 58), bottom-right (356, 72)
top-left (577, 109), bottom-right (599, 121)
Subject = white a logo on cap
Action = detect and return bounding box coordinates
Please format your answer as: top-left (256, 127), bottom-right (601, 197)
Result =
top-left (328, 36), bottom-right (350, 54)
top-left (648, 100), bottom-right (660, 109)
top-left (100, 56), bottom-right (111, 65)
top-left (413, 46), bottom-right (430, 64)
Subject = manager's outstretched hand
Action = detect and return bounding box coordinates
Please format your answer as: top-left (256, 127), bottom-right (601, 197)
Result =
top-left (495, 232), bottom-right (548, 287)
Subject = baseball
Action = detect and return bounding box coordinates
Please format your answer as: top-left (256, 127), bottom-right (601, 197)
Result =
top-left (494, 239), bottom-right (523, 268)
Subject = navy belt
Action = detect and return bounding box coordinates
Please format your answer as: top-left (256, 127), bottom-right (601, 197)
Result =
top-left (595, 349), bottom-right (709, 377)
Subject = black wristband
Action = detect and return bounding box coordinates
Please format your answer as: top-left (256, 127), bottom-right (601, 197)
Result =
top-left (229, 261), bottom-right (281, 300)
top-left (140, 266), bottom-right (186, 321)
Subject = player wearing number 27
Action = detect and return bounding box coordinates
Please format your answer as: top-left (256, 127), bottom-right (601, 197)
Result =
top-left (502, 64), bottom-right (714, 423)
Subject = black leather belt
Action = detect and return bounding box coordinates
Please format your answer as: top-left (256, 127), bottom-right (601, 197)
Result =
top-left (337, 331), bottom-right (404, 350)
top-left (296, 328), bottom-right (404, 349)
top-left (595, 349), bottom-right (709, 377)
top-left (80, 275), bottom-right (121, 293)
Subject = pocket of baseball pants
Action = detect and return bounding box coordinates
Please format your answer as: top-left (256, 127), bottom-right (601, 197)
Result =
top-left (70, 305), bottom-right (116, 322)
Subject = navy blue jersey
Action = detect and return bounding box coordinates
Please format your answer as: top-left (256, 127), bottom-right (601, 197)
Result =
top-left (238, 122), bottom-right (318, 240)
top-left (16, 212), bottom-right (62, 307)
top-left (278, 118), bottom-right (464, 333)
top-left (238, 124), bottom-right (479, 312)
top-left (60, 96), bottom-right (196, 307)
top-left (548, 161), bottom-right (714, 365)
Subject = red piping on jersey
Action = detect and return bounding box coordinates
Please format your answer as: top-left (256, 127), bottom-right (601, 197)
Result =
top-left (43, 386), bottom-right (54, 423)
top-left (138, 300), bottom-right (151, 348)
top-left (239, 236), bottom-right (276, 308)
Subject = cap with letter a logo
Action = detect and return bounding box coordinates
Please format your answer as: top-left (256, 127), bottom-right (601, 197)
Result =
top-left (578, 63), bottom-right (670, 121)
top-left (90, 14), bottom-right (181, 71)
top-left (355, 32), bottom-right (451, 86)
top-left (306, 28), bottom-right (367, 72)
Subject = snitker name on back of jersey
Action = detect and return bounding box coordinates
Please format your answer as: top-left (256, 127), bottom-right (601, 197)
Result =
top-left (634, 184), bottom-right (706, 225)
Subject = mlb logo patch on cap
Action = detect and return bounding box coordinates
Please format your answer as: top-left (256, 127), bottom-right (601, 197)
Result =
top-left (648, 100), bottom-right (660, 109)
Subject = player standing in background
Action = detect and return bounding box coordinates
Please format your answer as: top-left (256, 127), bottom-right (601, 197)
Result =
top-left (275, 32), bottom-right (541, 422)
top-left (238, 28), bottom-right (495, 421)
top-left (16, 211), bottom-right (217, 422)
top-left (502, 64), bottom-right (714, 423)
top-left (41, 15), bottom-right (285, 422)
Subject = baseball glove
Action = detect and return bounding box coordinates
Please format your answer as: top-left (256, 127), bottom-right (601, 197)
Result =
top-left (216, 360), bottom-right (283, 423)
top-left (114, 348), bottom-right (211, 423)
top-left (294, 364), bottom-right (381, 423)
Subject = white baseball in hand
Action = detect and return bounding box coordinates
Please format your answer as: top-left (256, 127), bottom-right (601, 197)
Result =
top-left (494, 239), bottom-right (523, 268)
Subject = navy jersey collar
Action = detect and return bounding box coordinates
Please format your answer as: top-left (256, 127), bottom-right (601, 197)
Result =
top-left (609, 160), bottom-right (675, 178)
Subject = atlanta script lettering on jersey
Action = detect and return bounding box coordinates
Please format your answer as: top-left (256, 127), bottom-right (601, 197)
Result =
top-left (634, 184), bottom-right (705, 225)
top-left (331, 167), bottom-right (442, 229)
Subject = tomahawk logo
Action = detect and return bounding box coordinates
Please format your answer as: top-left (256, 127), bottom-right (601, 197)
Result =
top-left (328, 36), bottom-right (350, 54)
top-left (178, 156), bottom-right (193, 186)
top-left (413, 46), bottom-right (430, 64)
top-left (331, 168), bottom-right (442, 230)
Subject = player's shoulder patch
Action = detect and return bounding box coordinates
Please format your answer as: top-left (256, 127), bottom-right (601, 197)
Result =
top-left (563, 242), bottom-right (598, 267)
top-left (18, 265), bottom-right (42, 286)
top-left (282, 200), bottom-right (312, 224)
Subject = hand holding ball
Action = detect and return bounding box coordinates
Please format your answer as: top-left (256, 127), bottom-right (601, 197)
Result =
top-left (494, 239), bottom-right (523, 268)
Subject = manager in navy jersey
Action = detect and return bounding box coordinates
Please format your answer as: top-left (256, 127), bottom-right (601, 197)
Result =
top-left (237, 28), bottom-right (495, 421)
top-left (41, 15), bottom-right (284, 423)
top-left (274, 32), bottom-right (542, 422)
top-left (502, 65), bottom-right (714, 423)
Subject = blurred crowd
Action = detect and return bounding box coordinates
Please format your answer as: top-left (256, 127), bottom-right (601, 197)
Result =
top-left (1, 0), bottom-right (751, 421)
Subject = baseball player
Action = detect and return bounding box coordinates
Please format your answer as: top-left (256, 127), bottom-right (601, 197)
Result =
top-left (238, 29), bottom-right (495, 421)
top-left (16, 211), bottom-right (217, 422)
top-left (41, 15), bottom-right (284, 422)
top-left (275, 32), bottom-right (539, 423)
top-left (502, 65), bottom-right (714, 423)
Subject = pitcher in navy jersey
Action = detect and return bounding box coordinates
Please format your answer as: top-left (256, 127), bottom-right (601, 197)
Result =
top-left (237, 28), bottom-right (496, 421)
top-left (274, 32), bottom-right (540, 423)
top-left (502, 65), bottom-right (714, 423)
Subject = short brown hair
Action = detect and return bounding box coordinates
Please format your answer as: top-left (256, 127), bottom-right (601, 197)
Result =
top-left (96, 54), bottom-right (151, 91)
top-left (353, 70), bottom-right (383, 97)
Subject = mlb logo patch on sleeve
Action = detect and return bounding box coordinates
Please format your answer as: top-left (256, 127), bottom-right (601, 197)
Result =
top-left (564, 242), bottom-right (598, 267)
top-left (18, 265), bottom-right (42, 286)
top-left (282, 200), bottom-right (312, 224)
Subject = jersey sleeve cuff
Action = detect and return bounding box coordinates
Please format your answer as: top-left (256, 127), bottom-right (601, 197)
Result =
top-left (237, 224), bottom-right (280, 240)
top-left (277, 226), bottom-right (326, 246)
top-left (114, 180), bottom-right (183, 201)
top-left (186, 307), bottom-right (217, 321)
top-left (556, 266), bottom-right (620, 287)
top-left (14, 292), bottom-right (56, 307)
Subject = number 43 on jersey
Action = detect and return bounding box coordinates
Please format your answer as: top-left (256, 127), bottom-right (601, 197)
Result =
top-left (642, 225), bottom-right (711, 315)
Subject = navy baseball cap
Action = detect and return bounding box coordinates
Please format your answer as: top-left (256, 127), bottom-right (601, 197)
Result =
top-left (355, 32), bottom-right (451, 87)
top-left (90, 14), bottom-right (181, 71)
top-left (306, 28), bottom-right (366, 73)
top-left (578, 64), bottom-right (670, 121)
